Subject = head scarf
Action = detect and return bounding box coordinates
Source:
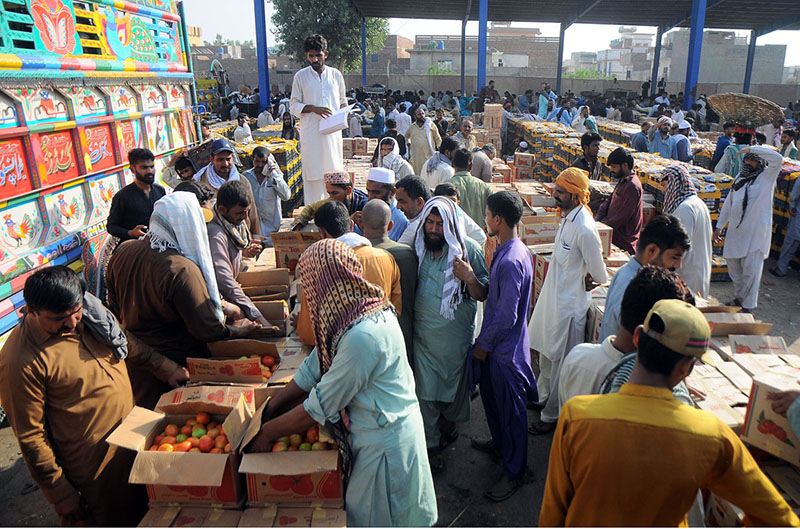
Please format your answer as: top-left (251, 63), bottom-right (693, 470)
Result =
top-left (198, 162), bottom-right (241, 190)
top-left (414, 197), bottom-right (470, 320)
top-left (377, 137), bottom-right (406, 176)
top-left (733, 152), bottom-right (767, 228)
top-left (212, 204), bottom-right (252, 251)
top-left (661, 165), bottom-right (697, 214)
top-left (296, 238), bottom-right (390, 487)
top-left (146, 192), bottom-right (225, 323)
top-left (555, 167), bottom-right (591, 217)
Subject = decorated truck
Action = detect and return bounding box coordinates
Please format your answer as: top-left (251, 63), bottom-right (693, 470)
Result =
top-left (0, 0), bottom-right (197, 419)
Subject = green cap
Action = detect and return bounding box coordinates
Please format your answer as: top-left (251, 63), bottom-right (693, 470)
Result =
top-left (643, 299), bottom-right (710, 358)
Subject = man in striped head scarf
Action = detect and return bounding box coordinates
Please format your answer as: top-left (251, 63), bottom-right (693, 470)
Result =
top-left (412, 197), bottom-right (489, 473)
top-left (660, 165), bottom-right (712, 297)
top-left (247, 239), bottom-right (438, 528)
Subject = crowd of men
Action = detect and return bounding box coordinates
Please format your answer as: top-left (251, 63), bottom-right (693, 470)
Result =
top-left (3, 32), bottom-right (800, 528)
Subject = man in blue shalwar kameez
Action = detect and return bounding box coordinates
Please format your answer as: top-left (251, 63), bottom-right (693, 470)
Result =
top-left (466, 191), bottom-right (537, 502)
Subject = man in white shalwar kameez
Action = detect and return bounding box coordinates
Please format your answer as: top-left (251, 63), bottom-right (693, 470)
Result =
top-left (714, 145), bottom-right (783, 311)
top-left (290, 34), bottom-right (347, 205)
top-left (528, 168), bottom-right (608, 434)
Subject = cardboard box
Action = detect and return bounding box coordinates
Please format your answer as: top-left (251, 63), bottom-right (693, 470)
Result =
top-left (521, 215), bottom-right (560, 245)
top-left (514, 152), bottom-right (535, 168)
top-left (585, 301), bottom-right (605, 344)
top-left (694, 392), bottom-right (746, 433)
top-left (239, 269), bottom-right (291, 302)
top-left (703, 312), bottom-right (773, 337)
top-left (156, 386), bottom-right (259, 415)
top-left (238, 506), bottom-right (346, 527)
top-left (253, 301), bottom-right (290, 337)
top-left (341, 138), bottom-right (354, 158)
top-left (107, 397), bottom-right (252, 507)
top-left (239, 402), bottom-right (343, 506)
top-left (642, 203), bottom-right (656, 226)
top-left (204, 340), bottom-right (306, 387)
top-left (706, 493), bottom-right (744, 527)
top-left (139, 506), bottom-right (243, 527)
top-left (353, 137), bottom-right (368, 155)
top-left (728, 335), bottom-right (788, 356)
top-left (270, 233), bottom-right (323, 273)
top-left (514, 165), bottom-right (534, 180)
top-left (595, 222), bottom-right (612, 258)
top-left (742, 374), bottom-right (800, 465)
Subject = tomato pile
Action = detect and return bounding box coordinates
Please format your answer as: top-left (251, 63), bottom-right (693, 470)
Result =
top-left (270, 424), bottom-right (332, 452)
top-left (148, 412), bottom-right (231, 453)
top-left (240, 354), bottom-right (281, 382)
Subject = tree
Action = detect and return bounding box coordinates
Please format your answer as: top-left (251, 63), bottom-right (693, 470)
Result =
top-left (270, 0), bottom-right (389, 73)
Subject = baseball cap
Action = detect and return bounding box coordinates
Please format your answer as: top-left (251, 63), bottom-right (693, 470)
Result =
top-left (643, 299), bottom-right (710, 357)
top-left (211, 138), bottom-right (234, 155)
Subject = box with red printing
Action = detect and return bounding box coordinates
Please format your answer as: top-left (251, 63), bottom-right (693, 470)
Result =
top-left (595, 222), bottom-right (612, 258)
top-left (514, 152), bottom-right (535, 168)
top-left (521, 216), bottom-right (560, 245)
top-left (514, 165), bottom-right (534, 180)
top-left (239, 401), bottom-right (343, 506)
top-left (353, 138), bottom-right (368, 155)
top-left (341, 138), bottom-right (354, 158)
top-left (741, 373), bottom-right (800, 466)
top-left (107, 396), bottom-right (252, 507)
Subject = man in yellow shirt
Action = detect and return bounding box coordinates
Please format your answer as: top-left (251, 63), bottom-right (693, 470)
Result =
top-left (294, 200), bottom-right (401, 346)
top-left (540, 299), bottom-right (799, 527)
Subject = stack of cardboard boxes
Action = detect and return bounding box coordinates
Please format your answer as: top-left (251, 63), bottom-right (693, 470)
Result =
top-left (483, 104), bottom-right (503, 153)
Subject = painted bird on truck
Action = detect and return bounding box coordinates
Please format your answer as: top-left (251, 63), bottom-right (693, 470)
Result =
top-left (4, 214), bottom-right (33, 247)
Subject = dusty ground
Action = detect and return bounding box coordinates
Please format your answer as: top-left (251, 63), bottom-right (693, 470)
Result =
top-left (0, 256), bottom-right (797, 527)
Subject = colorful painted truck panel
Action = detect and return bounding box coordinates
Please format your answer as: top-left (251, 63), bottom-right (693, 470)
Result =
top-left (0, 0), bottom-right (196, 344)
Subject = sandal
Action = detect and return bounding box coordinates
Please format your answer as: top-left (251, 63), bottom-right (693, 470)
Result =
top-left (428, 450), bottom-right (445, 475)
top-left (439, 430), bottom-right (459, 450)
top-left (470, 437), bottom-right (502, 459)
top-left (484, 477), bottom-right (522, 502)
top-left (528, 420), bottom-right (557, 435)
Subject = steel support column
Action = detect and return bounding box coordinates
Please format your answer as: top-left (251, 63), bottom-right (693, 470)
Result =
top-left (477, 0), bottom-right (488, 92)
top-left (651, 26), bottom-right (663, 98)
top-left (743, 30), bottom-right (757, 94)
top-left (361, 19), bottom-right (367, 87)
top-left (254, 0), bottom-right (271, 112)
top-left (683, 0), bottom-right (707, 110)
top-left (460, 19), bottom-right (467, 94)
top-left (556, 23), bottom-right (566, 95)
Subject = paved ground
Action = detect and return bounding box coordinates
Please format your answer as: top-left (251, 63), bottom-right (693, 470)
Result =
top-left (0, 256), bottom-right (797, 526)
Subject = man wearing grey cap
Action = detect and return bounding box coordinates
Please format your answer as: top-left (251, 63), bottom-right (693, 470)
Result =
top-left (193, 138), bottom-right (262, 237)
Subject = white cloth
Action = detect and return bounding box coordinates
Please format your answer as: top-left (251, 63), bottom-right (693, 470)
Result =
top-left (395, 112), bottom-right (412, 136)
top-left (193, 163), bottom-right (242, 190)
top-left (348, 114), bottom-right (362, 137)
top-left (400, 204), bottom-right (485, 247)
top-left (146, 192), bottom-right (225, 323)
top-left (718, 146), bottom-right (783, 258)
top-left (529, 206), bottom-right (608, 360)
top-left (537, 320), bottom-right (584, 423)
top-left (387, 108), bottom-right (399, 121)
top-left (672, 110), bottom-right (685, 123)
top-left (290, 65), bottom-right (347, 186)
top-left (303, 178), bottom-right (326, 205)
top-left (257, 111), bottom-right (276, 128)
top-left (674, 194), bottom-right (712, 298)
top-left (337, 232), bottom-right (372, 248)
top-left (233, 123), bottom-right (253, 144)
top-left (419, 154), bottom-right (455, 189)
top-left (558, 336), bottom-right (625, 410)
top-left (726, 252), bottom-right (765, 309)
top-left (757, 123), bottom-right (782, 148)
top-left (414, 197), bottom-right (468, 320)
top-left (376, 138), bottom-right (413, 180)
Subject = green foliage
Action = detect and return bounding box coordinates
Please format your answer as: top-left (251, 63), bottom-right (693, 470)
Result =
top-left (203, 35), bottom-right (254, 47)
top-left (426, 64), bottom-right (456, 76)
top-left (270, 0), bottom-right (389, 73)
top-left (565, 68), bottom-right (613, 80)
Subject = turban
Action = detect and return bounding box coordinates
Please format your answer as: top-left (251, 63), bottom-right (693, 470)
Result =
top-left (324, 170), bottom-right (351, 186)
top-left (555, 167), bottom-right (591, 215)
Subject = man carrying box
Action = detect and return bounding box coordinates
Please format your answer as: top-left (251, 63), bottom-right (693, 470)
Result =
top-left (540, 299), bottom-right (799, 527)
top-left (528, 168), bottom-right (608, 435)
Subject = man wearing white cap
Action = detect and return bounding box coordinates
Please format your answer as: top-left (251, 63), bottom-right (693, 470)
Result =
top-left (648, 116), bottom-right (677, 160)
top-left (354, 167), bottom-right (409, 242)
top-left (674, 121), bottom-right (693, 163)
top-left (517, 141), bottom-right (531, 154)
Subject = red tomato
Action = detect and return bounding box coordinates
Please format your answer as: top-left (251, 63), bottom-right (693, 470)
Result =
top-left (198, 435), bottom-right (214, 453)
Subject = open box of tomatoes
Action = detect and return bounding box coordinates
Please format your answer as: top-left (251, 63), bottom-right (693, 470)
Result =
top-left (237, 400), bottom-right (343, 507)
top-left (107, 392), bottom-right (253, 508)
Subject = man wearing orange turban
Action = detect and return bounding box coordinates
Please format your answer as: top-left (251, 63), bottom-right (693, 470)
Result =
top-left (527, 168), bottom-right (608, 434)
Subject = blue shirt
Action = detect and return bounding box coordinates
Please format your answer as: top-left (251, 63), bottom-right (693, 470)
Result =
top-left (711, 135), bottom-right (732, 169)
top-left (354, 200), bottom-right (408, 242)
top-left (599, 257), bottom-right (642, 342)
top-left (518, 95), bottom-right (530, 112)
top-left (649, 133), bottom-right (677, 160)
top-left (631, 131), bottom-right (649, 152)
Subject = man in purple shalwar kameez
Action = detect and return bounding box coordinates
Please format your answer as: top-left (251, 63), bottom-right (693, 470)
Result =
top-left (463, 190), bottom-right (537, 502)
